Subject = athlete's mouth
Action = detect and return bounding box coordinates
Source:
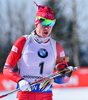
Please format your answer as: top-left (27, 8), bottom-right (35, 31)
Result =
top-left (44, 31), bottom-right (48, 34)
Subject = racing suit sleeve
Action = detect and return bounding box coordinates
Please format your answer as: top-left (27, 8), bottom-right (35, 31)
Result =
top-left (54, 42), bottom-right (70, 84)
top-left (3, 36), bottom-right (26, 83)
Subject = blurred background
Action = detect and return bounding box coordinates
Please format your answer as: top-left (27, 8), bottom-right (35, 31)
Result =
top-left (0, 0), bottom-right (88, 100)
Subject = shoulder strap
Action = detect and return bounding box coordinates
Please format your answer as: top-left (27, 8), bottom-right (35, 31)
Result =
top-left (50, 38), bottom-right (57, 62)
top-left (22, 35), bottom-right (31, 55)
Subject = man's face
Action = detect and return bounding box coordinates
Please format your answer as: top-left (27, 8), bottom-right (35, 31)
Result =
top-left (36, 23), bottom-right (53, 38)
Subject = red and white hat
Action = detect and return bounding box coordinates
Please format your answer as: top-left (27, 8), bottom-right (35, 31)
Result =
top-left (33, 1), bottom-right (55, 26)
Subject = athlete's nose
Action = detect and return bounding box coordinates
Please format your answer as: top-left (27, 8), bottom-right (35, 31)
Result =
top-left (45, 25), bottom-right (49, 29)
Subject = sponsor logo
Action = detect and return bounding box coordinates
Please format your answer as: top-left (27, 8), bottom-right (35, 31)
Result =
top-left (11, 46), bottom-right (18, 53)
top-left (60, 51), bottom-right (65, 57)
top-left (23, 75), bottom-right (42, 79)
top-left (31, 85), bottom-right (38, 90)
top-left (42, 13), bottom-right (52, 17)
top-left (38, 48), bottom-right (48, 58)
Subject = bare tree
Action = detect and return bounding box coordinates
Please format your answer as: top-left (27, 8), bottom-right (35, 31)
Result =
top-left (44, 0), bottom-right (80, 67)
top-left (70, 0), bottom-right (80, 67)
top-left (0, 0), bottom-right (34, 72)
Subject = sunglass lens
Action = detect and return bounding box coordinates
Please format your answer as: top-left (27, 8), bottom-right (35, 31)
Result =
top-left (49, 21), bottom-right (55, 27)
top-left (38, 17), bottom-right (56, 27)
top-left (40, 18), bottom-right (45, 22)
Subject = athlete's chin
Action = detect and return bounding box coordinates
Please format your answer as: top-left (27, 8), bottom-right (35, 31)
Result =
top-left (42, 35), bottom-right (49, 38)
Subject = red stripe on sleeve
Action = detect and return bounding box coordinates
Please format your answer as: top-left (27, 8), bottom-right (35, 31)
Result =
top-left (6, 36), bottom-right (26, 68)
top-left (3, 36), bottom-right (26, 83)
top-left (56, 42), bottom-right (68, 70)
top-left (56, 42), bottom-right (65, 58)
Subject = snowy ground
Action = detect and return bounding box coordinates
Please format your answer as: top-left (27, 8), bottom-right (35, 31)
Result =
top-left (0, 87), bottom-right (88, 100)
top-left (53, 87), bottom-right (88, 100)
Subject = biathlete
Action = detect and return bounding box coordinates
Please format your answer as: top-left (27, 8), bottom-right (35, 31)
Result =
top-left (3, 2), bottom-right (72, 100)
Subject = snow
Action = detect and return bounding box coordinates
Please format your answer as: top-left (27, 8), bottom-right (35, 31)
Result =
top-left (0, 87), bottom-right (88, 100)
top-left (53, 87), bottom-right (88, 100)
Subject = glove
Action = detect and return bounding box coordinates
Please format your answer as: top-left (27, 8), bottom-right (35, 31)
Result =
top-left (65, 71), bottom-right (72, 77)
top-left (54, 61), bottom-right (68, 77)
top-left (55, 62), bottom-right (73, 77)
top-left (55, 61), bottom-right (68, 71)
top-left (18, 79), bottom-right (31, 91)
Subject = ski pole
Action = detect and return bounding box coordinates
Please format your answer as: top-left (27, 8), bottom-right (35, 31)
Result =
top-left (0, 66), bottom-right (77, 99)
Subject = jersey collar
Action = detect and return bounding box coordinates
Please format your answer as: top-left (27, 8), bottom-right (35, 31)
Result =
top-left (31, 30), bottom-right (50, 44)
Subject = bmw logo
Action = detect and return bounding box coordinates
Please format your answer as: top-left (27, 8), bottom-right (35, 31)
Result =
top-left (38, 48), bottom-right (48, 58)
